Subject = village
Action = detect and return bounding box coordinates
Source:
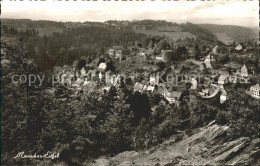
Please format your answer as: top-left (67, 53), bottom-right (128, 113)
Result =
top-left (52, 41), bottom-right (260, 106)
top-left (1, 1), bottom-right (260, 164)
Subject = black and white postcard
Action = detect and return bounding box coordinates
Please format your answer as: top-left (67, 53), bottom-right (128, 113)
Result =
top-left (1, 0), bottom-right (259, 165)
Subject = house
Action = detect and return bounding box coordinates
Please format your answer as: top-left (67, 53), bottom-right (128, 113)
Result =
top-left (98, 71), bottom-right (104, 83)
top-left (112, 45), bottom-right (124, 51)
top-left (115, 50), bottom-right (122, 58)
top-left (103, 86), bottom-right (111, 94)
top-left (53, 66), bottom-right (63, 75)
top-left (249, 83), bottom-right (260, 99)
top-left (150, 74), bottom-right (159, 85)
top-left (108, 49), bottom-right (115, 57)
top-left (98, 63), bottom-right (107, 71)
top-left (240, 64), bottom-right (248, 77)
top-left (200, 89), bottom-right (209, 96)
top-left (147, 84), bottom-right (156, 92)
top-left (161, 50), bottom-right (173, 63)
top-left (108, 74), bottom-right (117, 85)
top-left (139, 52), bottom-right (146, 56)
top-left (155, 56), bottom-right (163, 61)
top-left (204, 54), bottom-right (215, 69)
top-left (235, 43), bottom-right (243, 51)
top-left (165, 91), bottom-right (182, 105)
top-left (133, 82), bottom-right (144, 92)
top-left (245, 64), bottom-right (256, 76)
top-left (220, 91), bottom-right (227, 104)
top-left (142, 85), bottom-right (148, 91)
top-left (72, 77), bottom-right (84, 88)
top-left (157, 83), bottom-right (167, 95)
top-left (190, 78), bottom-right (198, 89)
top-left (212, 46), bottom-right (218, 54)
top-left (229, 75), bottom-right (238, 84)
top-left (80, 66), bottom-right (89, 76)
top-left (218, 75), bottom-right (229, 85)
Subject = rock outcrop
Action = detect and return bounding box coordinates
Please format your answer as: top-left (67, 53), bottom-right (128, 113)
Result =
top-left (86, 121), bottom-right (260, 165)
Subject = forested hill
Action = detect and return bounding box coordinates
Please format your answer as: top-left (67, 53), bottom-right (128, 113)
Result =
top-left (198, 24), bottom-right (258, 43)
top-left (180, 22), bottom-right (218, 41)
top-left (24, 26), bottom-right (148, 69)
top-left (129, 20), bottom-right (218, 42)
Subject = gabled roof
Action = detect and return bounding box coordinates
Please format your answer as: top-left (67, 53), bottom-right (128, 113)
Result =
top-left (251, 83), bottom-right (260, 90)
top-left (98, 63), bottom-right (107, 70)
top-left (241, 64), bottom-right (248, 71)
top-left (166, 91), bottom-right (182, 99)
top-left (147, 85), bottom-right (155, 91)
top-left (134, 82), bottom-right (144, 91)
top-left (112, 45), bottom-right (124, 50)
top-left (218, 75), bottom-right (228, 82)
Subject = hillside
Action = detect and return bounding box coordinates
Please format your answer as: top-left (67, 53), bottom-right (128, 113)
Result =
top-left (131, 20), bottom-right (218, 42)
top-left (87, 121), bottom-right (260, 165)
top-left (198, 24), bottom-right (258, 44)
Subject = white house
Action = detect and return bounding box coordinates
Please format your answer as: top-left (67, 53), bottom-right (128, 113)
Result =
top-left (218, 75), bottom-right (229, 85)
top-left (133, 82), bottom-right (144, 92)
top-left (165, 91), bottom-right (182, 105)
top-left (204, 54), bottom-right (215, 69)
top-left (212, 46), bottom-right (218, 54)
top-left (249, 83), bottom-right (260, 99)
top-left (147, 85), bottom-right (155, 92)
top-left (80, 67), bottom-right (87, 76)
top-left (220, 93), bottom-right (227, 104)
top-left (240, 64), bottom-right (248, 78)
top-left (98, 63), bottom-right (107, 71)
top-left (190, 78), bottom-right (198, 90)
top-left (155, 56), bottom-right (163, 61)
top-left (150, 74), bottom-right (159, 85)
top-left (235, 43), bottom-right (243, 51)
top-left (99, 72), bottom-right (103, 82)
top-left (108, 49), bottom-right (115, 57)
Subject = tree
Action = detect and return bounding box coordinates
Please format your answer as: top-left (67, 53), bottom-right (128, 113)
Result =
top-left (130, 92), bottom-right (151, 123)
top-left (156, 61), bottom-right (166, 71)
top-left (151, 94), bottom-right (162, 106)
top-left (194, 44), bottom-right (200, 60)
top-left (106, 61), bottom-right (115, 72)
top-left (77, 59), bottom-right (86, 70)
top-left (1, 38), bottom-right (50, 164)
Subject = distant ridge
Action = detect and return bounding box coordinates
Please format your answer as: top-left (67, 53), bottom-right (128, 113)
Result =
top-left (197, 24), bottom-right (258, 43)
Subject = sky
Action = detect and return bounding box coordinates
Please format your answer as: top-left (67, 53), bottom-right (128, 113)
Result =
top-left (1, 0), bottom-right (259, 27)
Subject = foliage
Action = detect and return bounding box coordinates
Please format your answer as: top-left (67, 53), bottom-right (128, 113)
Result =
top-left (180, 22), bottom-right (218, 41)
top-left (24, 26), bottom-right (148, 70)
top-left (216, 88), bottom-right (259, 139)
top-left (194, 44), bottom-right (201, 60)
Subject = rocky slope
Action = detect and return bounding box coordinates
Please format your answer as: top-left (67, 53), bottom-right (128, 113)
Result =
top-left (86, 121), bottom-right (259, 166)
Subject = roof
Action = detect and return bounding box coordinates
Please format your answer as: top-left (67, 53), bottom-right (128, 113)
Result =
top-left (202, 89), bottom-right (209, 94)
top-left (98, 63), bottom-right (107, 70)
top-left (161, 50), bottom-right (173, 53)
top-left (156, 56), bottom-right (163, 60)
top-left (166, 91), bottom-right (182, 99)
top-left (218, 75), bottom-right (228, 81)
top-left (139, 52), bottom-right (146, 56)
top-left (251, 84), bottom-right (260, 90)
top-left (112, 45), bottom-right (124, 50)
top-left (147, 85), bottom-right (155, 91)
top-left (241, 64), bottom-right (247, 70)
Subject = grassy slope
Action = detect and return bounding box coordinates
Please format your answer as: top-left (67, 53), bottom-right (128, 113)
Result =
top-left (198, 24), bottom-right (258, 43)
top-left (133, 23), bottom-right (219, 42)
top-left (133, 24), bottom-right (197, 41)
